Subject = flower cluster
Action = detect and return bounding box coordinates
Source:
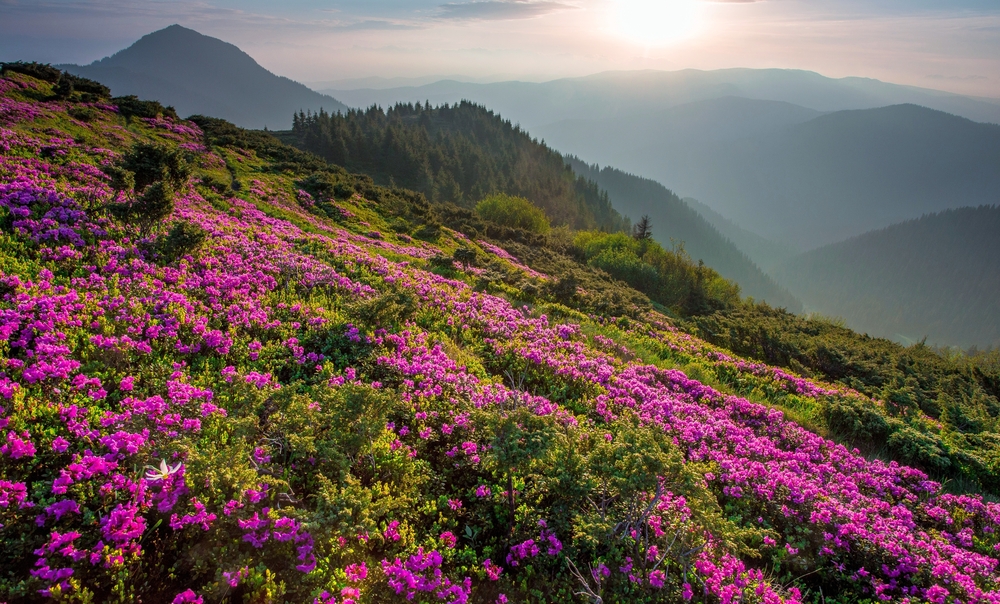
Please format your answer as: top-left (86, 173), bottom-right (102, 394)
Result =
top-left (2, 71), bottom-right (999, 604)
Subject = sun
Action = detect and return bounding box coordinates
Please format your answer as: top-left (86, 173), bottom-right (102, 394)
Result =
top-left (612, 0), bottom-right (703, 46)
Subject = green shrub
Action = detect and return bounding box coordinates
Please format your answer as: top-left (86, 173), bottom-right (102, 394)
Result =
top-left (886, 423), bottom-right (952, 471)
top-left (114, 95), bottom-right (178, 120)
top-left (68, 106), bottom-right (98, 122)
top-left (63, 73), bottom-right (110, 98)
top-left (589, 246), bottom-right (660, 287)
top-left (572, 231), bottom-right (738, 316)
top-left (53, 74), bottom-right (74, 100)
top-left (114, 142), bottom-right (190, 192)
top-left (109, 181), bottom-right (174, 237)
top-left (824, 397), bottom-right (890, 441)
top-left (0, 61), bottom-right (62, 82)
top-left (105, 143), bottom-right (190, 236)
top-left (475, 193), bottom-right (551, 234)
top-left (156, 221), bottom-right (207, 265)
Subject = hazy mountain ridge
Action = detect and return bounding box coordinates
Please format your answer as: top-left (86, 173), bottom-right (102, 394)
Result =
top-left (538, 96), bottom-right (824, 157)
top-left (329, 74), bottom-right (1000, 252)
top-left (61, 24), bottom-right (348, 129)
top-left (775, 205), bottom-right (1000, 348)
top-left (324, 68), bottom-right (1000, 129)
top-left (564, 157), bottom-right (802, 312)
top-left (615, 103), bottom-right (1000, 250)
top-left (682, 197), bottom-right (797, 273)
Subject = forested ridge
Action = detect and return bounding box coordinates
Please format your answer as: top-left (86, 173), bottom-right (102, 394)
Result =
top-left (281, 102), bottom-right (627, 233)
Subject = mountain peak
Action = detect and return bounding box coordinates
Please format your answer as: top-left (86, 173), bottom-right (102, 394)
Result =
top-left (92, 24), bottom-right (253, 71)
top-left (64, 26), bottom-right (348, 129)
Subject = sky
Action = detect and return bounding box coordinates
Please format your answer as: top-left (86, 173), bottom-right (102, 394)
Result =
top-left (1, 0), bottom-right (999, 98)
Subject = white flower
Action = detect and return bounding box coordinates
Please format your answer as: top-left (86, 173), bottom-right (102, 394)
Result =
top-left (144, 459), bottom-right (183, 481)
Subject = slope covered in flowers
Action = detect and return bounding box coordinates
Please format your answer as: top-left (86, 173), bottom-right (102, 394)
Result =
top-left (2, 70), bottom-right (1000, 604)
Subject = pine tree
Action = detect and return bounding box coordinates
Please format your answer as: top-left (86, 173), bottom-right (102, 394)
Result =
top-left (633, 215), bottom-right (653, 240)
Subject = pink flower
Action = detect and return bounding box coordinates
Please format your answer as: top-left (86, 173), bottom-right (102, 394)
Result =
top-left (384, 520), bottom-right (401, 542)
top-left (484, 559), bottom-right (503, 581)
top-left (2, 431), bottom-right (36, 459)
top-left (172, 590), bottom-right (203, 604)
top-left (341, 586), bottom-right (360, 599)
top-left (649, 569), bottom-right (665, 588)
top-left (252, 447), bottom-right (271, 464)
top-left (223, 567), bottom-right (249, 587)
top-left (345, 562), bottom-right (368, 582)
top-left (440, 531), bottom-right (457, 548)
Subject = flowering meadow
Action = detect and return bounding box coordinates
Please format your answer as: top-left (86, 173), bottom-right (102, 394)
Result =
top-left (2, 69), bottom-right (1000, 603)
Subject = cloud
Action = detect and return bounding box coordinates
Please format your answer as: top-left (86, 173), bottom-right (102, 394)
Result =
top-left (437, 1), bottom-right (575, 21)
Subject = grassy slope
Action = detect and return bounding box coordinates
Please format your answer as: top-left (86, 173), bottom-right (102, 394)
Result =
top-left (2, 72), bottom-right (1000, 603)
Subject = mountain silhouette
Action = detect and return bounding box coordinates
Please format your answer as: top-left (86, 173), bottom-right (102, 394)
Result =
top-left (61, 25), bottom-right (348, 129)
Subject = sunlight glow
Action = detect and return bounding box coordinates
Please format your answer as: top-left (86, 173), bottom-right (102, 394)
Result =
top-left (612, 0), bottom-right (703, 45)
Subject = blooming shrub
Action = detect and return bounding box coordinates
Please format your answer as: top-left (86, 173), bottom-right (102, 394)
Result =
top-left (0, 70), bottom-right (999, 604)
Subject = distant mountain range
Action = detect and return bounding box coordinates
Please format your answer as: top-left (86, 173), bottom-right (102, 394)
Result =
top-left (773, 206), bottom-right (1000, 349)
top-left (61, 25), bottom-right (348, 129)
top-left (609, 103), bottom-right (1000, 250)
top-left (324, 68), bottom-right (1000, 129)
top-left (329, 73), bottom-right (1000, 252)
top-left (565, 158), bottom-right (801, 312)
top-left (49, 25), bottom-right (1000, 347)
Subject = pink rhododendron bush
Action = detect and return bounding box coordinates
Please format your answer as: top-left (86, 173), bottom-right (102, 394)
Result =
top-left (2, 70), bottom-right (1000, 604)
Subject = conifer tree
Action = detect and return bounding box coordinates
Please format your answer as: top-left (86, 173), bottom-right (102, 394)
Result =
top-left (633, 215), bottom-right (653, 240)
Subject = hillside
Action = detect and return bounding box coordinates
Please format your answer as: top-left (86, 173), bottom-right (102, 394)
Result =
top-left (280, 102), bottom-right (627, 232)
top-left (773, 206), bottom-right (1000, 348)
top-left (564, 157), bottom-right (801, 311)
top-left (621, 104), bottom-right (1000, 250)
top-left (683, 197), bottom-right (796, 272)
top-left (5, 68), bottom-right (1000, 603)
top-left (61, 25), bottom-right (348, 129)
